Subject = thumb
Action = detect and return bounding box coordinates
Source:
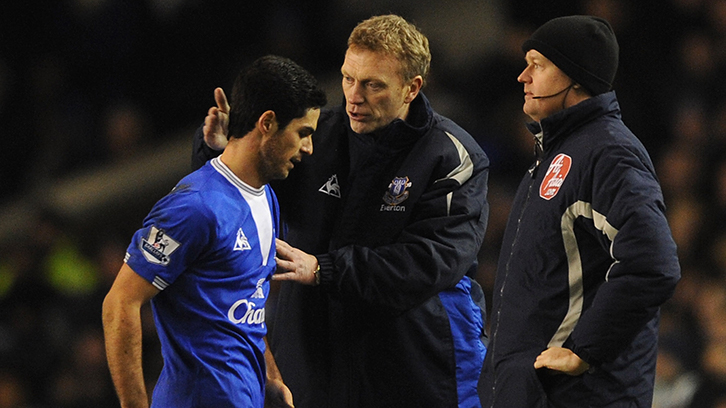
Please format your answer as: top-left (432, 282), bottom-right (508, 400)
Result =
top-left (215, 87), bottom-right (230, 113)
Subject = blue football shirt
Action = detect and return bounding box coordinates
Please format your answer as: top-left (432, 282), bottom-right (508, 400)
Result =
top-left (125, 157), bottom-right (279, 408)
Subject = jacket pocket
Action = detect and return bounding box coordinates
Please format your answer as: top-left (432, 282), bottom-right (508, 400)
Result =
top-left (490, 356), bottom-right (548, 408)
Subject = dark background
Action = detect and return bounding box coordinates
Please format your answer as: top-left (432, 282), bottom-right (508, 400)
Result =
top-left (0, 0), bottom-right (723, 406)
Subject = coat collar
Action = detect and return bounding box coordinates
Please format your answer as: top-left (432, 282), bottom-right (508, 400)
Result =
top-left (525, 91), bottom-right (621, 152)
top-left (346, 92), bottom-right (435, 149)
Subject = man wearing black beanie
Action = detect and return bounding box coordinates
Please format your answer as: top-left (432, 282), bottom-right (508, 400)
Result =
top-left (478, 15), bottom-right (681, 408)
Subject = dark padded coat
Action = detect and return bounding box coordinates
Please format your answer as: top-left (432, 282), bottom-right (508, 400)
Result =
top-left (479, 91), bottom-right (680, 408)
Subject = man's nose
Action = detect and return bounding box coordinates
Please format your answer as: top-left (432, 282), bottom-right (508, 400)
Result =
top-left (346, 83), bottom-right (365, 104)
top-left (301, 136), bottom-right (313, 155)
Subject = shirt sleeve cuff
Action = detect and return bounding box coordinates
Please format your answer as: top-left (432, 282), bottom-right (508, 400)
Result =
top-left (315, 253), bottom-right (334, 286)
top-left (571, 345), bottom-right (601, 373)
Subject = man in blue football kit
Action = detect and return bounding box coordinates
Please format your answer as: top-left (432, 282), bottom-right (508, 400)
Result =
top-left (102, 55), bottom-right (326, 408)
top-left (194, 15), bottom-right (490, 408)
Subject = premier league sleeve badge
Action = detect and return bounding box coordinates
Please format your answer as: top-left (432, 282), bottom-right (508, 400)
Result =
top-left (141, 226), bottom-right (181, 266)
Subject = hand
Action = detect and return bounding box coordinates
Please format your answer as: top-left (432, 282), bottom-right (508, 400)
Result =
top-left (273, 239), bottom-right (319, 285)
top-left (534, 347), bottom-right (590, 376)
top-left (204, 87), bottom-right (230, 151)
top-left (265, 378), bottom-right (294, 408)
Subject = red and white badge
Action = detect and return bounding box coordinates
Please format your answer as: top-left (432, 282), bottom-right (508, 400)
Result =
top-left (539, 153), bottom-right (572, 200)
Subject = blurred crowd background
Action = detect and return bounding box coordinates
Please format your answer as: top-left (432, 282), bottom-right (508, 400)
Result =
top-left (0, 0), bottom-right (724, 406)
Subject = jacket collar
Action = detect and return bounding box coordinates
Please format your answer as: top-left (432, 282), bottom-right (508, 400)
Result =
top-left (347, 92), bottom-right (435, 149)
top-left (525, 91), bottom-right (621, 152)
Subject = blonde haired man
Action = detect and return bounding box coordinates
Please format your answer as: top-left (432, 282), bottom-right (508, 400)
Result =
top-left (194, 15), bottom-right (490, 408)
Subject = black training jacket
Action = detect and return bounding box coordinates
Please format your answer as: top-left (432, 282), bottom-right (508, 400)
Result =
top-left (193, 93), bottom-right (490, 408)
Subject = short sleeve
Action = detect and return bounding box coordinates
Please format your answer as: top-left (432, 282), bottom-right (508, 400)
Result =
top-left (125, 190), bottom-right (212, 290)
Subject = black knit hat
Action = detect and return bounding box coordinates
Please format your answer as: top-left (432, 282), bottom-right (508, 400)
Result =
top-left (522, 15), bottom-right (619, 95)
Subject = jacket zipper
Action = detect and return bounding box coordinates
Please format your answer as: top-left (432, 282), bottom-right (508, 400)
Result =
top-left (488, 162), bottom-right (539, 407)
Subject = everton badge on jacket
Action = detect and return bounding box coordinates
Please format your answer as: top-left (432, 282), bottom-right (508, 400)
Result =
top-left (540, 153), bottom-right (572, 200)
top-left (381, 176), bottom-right (412, 211)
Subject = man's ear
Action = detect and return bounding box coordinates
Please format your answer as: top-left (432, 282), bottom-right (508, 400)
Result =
top-left (571, 83), bottom-right (593, 97)
top-left (257, 110), bottom-right (278, 135)
top-left (404, 75), bottom-right (424, 104)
